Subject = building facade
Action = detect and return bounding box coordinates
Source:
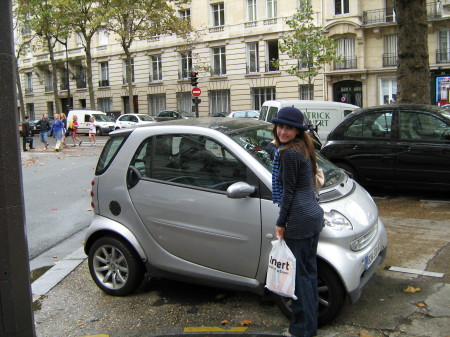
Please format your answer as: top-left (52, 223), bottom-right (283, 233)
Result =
top-left (17, 0), bottom-right (450, 119)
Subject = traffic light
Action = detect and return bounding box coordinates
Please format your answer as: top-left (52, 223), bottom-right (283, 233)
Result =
top-left (190, 72), bottom-right (198, 87)
top-left (192, 97), bottom-right (201, 104)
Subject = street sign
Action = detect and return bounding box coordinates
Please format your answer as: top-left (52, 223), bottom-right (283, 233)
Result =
top-left (192, 87), bottom-right (202, 97)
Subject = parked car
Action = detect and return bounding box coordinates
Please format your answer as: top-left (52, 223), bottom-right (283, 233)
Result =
top-left (154, 110), bottom-right (189, 122)
top-left (442, 104), bottom-right (450, 110)
top-left (85, 118), bottom-right (387, 326)
top-left (114, 113), bottom-right (156, 130)
top-left (228, 110), bottom-right (260, 119)
top-left (320, 104), bottom-right (450, 190)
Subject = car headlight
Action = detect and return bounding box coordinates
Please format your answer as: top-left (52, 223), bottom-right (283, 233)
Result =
top-left (324, 210), bottom-right (353, 231)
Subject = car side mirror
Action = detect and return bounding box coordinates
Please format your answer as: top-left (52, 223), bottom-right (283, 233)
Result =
top-left (226, 182), bottom-right (256, 199)
top-left (127, 166), bottom-right (142, 189)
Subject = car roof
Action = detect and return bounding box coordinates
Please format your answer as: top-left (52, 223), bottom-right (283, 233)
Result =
top-left (353, 104), bottom-right (447, 114)
top-left (112, 117), bottom-right (269, 136)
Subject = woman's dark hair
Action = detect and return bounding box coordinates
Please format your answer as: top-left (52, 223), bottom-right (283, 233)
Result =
top-left (272, 124), bottom-right (318, 176)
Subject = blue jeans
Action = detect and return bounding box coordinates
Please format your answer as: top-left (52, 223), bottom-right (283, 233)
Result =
top-left (285, 233), bottom-right (320, 337)
top-left (40, 132), bottom-right (48, 143)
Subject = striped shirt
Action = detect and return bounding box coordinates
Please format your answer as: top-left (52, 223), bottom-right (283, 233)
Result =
top-left (267, 143), bottom-right (324, 239)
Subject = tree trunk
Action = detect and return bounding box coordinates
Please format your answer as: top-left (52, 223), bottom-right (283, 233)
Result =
top-left (125, 47), bottom-right (134, 113)
top-left (47, 37), bottom-right (61, 115)
top-left (84, 37), bottom-right (96, 110)
top-left (395, 0), bottom-right (430, 104)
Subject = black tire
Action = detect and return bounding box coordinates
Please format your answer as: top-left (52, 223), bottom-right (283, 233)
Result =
top-left (274, 261), bottom-right (346, 327)
top-left (88, 236), bottom-right (144, 296)
top-left (335, 162), bottom-right (358, 181)
top-left (96, 127), bottom-right (103, 136)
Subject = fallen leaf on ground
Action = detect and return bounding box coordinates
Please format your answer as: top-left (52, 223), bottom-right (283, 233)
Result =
top-left (404, 286), bottom-right (421, 293)
top-left (359, 331), bottom-right (373, 337)
top-left (221, 320), bottom-right (229, 325)
top-left (416, 302), bottom-right (426, 308)
top-left (240, 320), bottom-right (252, 326)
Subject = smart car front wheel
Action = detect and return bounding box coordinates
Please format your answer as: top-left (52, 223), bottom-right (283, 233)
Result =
top-left (88, 236), bottom-right (144, 296)
top-left (274, 261), bottom-right (345, 327)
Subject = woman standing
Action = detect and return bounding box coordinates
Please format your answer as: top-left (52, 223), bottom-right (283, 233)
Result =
top-left (266, 107), bottom-right (324, 337)
top-left (50, 114), bottom-right (65, 152)
top-left (70, 114), bottom-right (82, 147)
top-left (87, 116), bottom-right (97, 146)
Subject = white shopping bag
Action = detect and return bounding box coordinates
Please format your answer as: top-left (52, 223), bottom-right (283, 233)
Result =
top-left (265, 239), bottom-right (297, 300)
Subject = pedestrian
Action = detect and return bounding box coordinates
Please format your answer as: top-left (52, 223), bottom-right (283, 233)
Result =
top-left (87, 116), bottom-right (96, 146)
top-left (36, 113), bottom-right (52, 150)
top-left (266, 107), bottom-right (324, 337)
top-left (49, 114), bottom-right (65, 152)
top-left (60, 112), bottom-right (68, 147)
top-left (21, 115), bottom-right (35, 151)
top-left (70, 114), bottom-right (82, 147)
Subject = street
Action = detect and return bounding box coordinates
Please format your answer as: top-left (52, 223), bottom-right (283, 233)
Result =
top-left (21, 136), bottom-right (450, 337)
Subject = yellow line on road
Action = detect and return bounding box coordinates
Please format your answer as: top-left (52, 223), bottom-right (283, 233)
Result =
top-left (184, 327), bottom-right (249, 332)
top-left (81, 334), bottom-right (109, 337)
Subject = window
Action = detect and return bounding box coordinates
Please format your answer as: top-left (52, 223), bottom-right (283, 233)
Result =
top-left (123, 58), bottom-right (135, 84)
top-left (150, 55), bottom-right (163, 81)
top-left (44, 71), bottom-right (52, 92)
top-left (25, 73), bottom-right (33, 94)
top-left (179, 9), bottom-right (191, 22)
top-left (399, 112), bottom-right (449, 141)
top-left (75, 65), bottom-right (87, 89)
top-left (345, 112), bottom-right (393, 138)
top-left (177, 92), bottom-right (193, 113)
top-left (26, 103), bottom-right (35, 119)
top-left (383, 34), bottom-right (398, 67)
top-left (247, 0), bottom-right (257, 21)
top-left (209, 90), bottom-right (230, 115)
top-left (60, 67), bottom-right (69, 90)
top-left (247, 42), bottom-right (259, 73)
top-left (131, 134), bottom-right (247, 192)
top-left (266, 0), bottom-right (277, 18)
top-left (98, 97), bottom-right (113, 113)
top-left (380, 78), bottom-right (397, 104)
top-left (299, 85), bottom-right (314, 100)
top-left (437, 30), bottom-right (450, 63)
top-left (335, 0), bottom-right (349, 15)
top-left (98, 30), bottom-right (109, 45)
top-left (212, 46), bottom-right (226, 76)
top-left (148, 94), bottom-right (166, 116)
top-left (76, 33), bottom-right (85, 47)
top-left (211, 3), bottom-right (225, 27)
top-left (252, 87), bottom-right (276, 110)
top-left (335, 37), bottom-right (356, 69)
top-left (180, 52), bottom-right (192, 79)
top-left (266, 40), bottom-right (279, 72)
top-left (99, 62), bottom-right (109, 86)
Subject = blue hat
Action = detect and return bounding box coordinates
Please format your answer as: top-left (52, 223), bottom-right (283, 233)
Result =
top-left (271, 107), bottom-right (309, 130)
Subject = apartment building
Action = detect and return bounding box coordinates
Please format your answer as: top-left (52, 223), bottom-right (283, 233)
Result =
top-left (17, 0), bottom-right (450, 119)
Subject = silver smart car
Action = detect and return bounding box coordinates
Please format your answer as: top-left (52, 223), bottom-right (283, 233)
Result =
top-left (85, 118), bottom-right (387, 326)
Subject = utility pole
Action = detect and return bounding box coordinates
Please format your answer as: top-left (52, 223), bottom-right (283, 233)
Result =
top-left (0, 1), bottom-right (36, 336)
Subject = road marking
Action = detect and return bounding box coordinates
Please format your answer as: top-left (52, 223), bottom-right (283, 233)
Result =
top-left (387, 266), bottom-right (444, 278)
top-left (184, 327), bottom-right (249, 332)
top-left (81, 335), bottom-right (109, 337)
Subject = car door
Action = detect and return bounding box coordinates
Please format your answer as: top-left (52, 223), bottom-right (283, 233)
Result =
top-left (117, 115), bottom-right (130, 128)
top-left (396, 109), bottom-right (450, 186)
top-left (127, 134), bottom-right (262, 278)
top-left (340, 109), bottom-right (396, 183)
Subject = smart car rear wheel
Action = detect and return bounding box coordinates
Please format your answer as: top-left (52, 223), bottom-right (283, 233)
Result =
top-left (274, 262), bottom-right (345, 327)
top-left (88, 236), bottom-right (144, 296)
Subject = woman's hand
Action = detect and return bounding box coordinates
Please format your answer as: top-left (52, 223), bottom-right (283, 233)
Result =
top-left (276, 226), bottom-right (285, 239)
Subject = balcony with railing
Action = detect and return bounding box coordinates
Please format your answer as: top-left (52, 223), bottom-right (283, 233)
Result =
top-left (25, 87), bottom-right (33, 94)
top-left (363, 2), bottom-right (441, 25)
top-left (210, 67), bottom-right (226, 76)
top-left (45, 85), bottom-right (53, 92)
top-left (334, 57), bottom-right (357, 70)
top-left (383, 53), bottom-right (398, 67)
top-left (76, 80), bottom-right (86, 89)
top-left (436, 49), bottom-right (450, 63)
top-left (149, 72), bottom-right (163, 82)
top-left (99, 80), bottom-right (109, 87)
top-left (246, 64), bottom-right (259, 74)
top-left (265, 63), bottom-right (279, 72)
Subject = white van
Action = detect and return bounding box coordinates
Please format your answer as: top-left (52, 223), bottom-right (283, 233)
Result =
top-left (259, 100), bottom-right (359, 141)
top-left (67, 110), bottom-right (115, 136)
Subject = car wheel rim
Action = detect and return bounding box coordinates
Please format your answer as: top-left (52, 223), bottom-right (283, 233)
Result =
top-left (93, 245), bottom-right (129, 290)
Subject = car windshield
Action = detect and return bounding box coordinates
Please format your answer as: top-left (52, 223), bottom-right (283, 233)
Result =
top-left (139, 115), bottom-right (155, 122)
top-left (228, 124), bottom-right (343, 188)
top-left (93, 114), bottom-right (112, 122)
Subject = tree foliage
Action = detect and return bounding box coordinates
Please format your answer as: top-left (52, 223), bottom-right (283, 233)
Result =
top-left (279, 0), bottom-right (340, 86)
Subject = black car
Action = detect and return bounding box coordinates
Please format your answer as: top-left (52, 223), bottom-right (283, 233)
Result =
top-left (320, 104), bottom-right (450, 190)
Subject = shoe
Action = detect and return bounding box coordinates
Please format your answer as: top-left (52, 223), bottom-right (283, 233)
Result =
top-left (79, 141), bottom-right (83, 146)
top-left (30, 147), bottom-right (36, 150)
top-left (281, 328), bottom-right (296, 337)
top-left (23, 149), bottom-right (29, 152)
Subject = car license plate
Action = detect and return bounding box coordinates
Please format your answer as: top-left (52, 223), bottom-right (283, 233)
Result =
top-left (364, 241), bottom-right (381, 270)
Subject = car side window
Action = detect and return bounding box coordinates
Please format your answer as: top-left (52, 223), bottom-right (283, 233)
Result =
top-left (345, 112), bottom-right (392, 138)
top-left (399, 111), bottom-right (449, 141)
top-left (131, 134), bottom-right (248, 192)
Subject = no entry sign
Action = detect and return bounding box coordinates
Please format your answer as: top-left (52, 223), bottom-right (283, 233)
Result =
top-left (192, 87), bottom-right (202, 97)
